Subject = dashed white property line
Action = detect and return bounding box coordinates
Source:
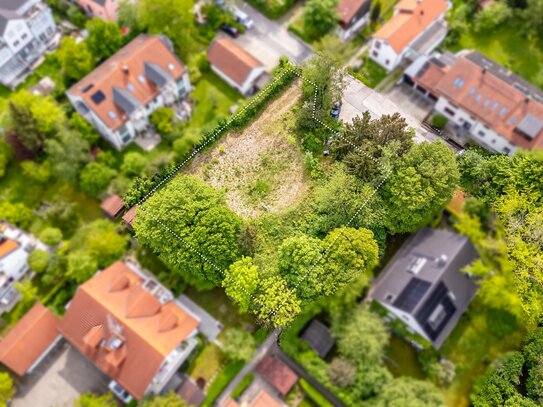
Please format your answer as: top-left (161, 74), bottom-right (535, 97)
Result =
top-left (138, 66), bottom-right (392, 321)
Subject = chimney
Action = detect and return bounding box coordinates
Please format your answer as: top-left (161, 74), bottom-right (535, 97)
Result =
top-left (122, 64), bottom-right (129, 74)
top-left (435, 254), bottom-right (448, 267)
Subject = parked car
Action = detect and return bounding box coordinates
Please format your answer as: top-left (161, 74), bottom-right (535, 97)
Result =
top-left (231, 6), bottom-right (254, 29)
top-left (220, 23), bottom-right (239, 38)
top-left (109, 381), bottom-right (133, 404)
top-left (330, 101), bottom-right (341, 119)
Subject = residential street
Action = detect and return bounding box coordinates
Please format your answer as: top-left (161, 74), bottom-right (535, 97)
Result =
top-left (229, 1), bottom-right (313, 70)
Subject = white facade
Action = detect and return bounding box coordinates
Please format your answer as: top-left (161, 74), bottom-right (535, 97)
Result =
top-left (0, 0), bottom-right (57, 88)
top-left (369, 10), bottom-right (448, 72)
top-left (211, 64), bottom-right (265, 96)
top-left (68, 73), bottom-right (191, 150)
top-left (434, 96), bottom-right (517, 155)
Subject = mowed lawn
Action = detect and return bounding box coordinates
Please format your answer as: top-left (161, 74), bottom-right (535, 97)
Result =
top-left (446, 22), bottom-right (543, 87)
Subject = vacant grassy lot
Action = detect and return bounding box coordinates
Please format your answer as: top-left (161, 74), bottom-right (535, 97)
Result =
top-left (187, 82), bottom-right (309, 219)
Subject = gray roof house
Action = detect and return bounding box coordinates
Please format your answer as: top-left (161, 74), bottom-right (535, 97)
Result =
top-left (0, 0), bottom-right (58, 88)
top-left (369, 227), bottom-right (479, 348)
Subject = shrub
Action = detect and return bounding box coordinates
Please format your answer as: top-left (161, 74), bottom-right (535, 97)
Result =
top-left (79, 162), bottom-right (116, 197)
top-left (150, 107), bottom-right (175, 137)
top-left (431, 114), bottom-right (448, 129)
top-left (28, 250), bottom-right (51, 273)
top-left (121, 152), bottom-right (147, 177)
top-left (39, 227), bottom-right (63, 246)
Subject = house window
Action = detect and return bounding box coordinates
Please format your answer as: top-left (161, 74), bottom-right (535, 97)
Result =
top-left (13, 40), bottom-right (20, 47)
top-left (372, 51), bottom-right (378, 57)
top-left (444, 107), bottom-right (455, 117)
top-left (375, 41), bottom-right (381, 50)
top-left (385, 59), bottom-right (390, 65)
top-left (491, 139), bottom-right (496, 144)
top-left (503, 147), bottom-right (511, 154)
top-left (478, 130), bottom-right (485, 137)
top-left (176, 78), bottom-right (186, 96)
top-left (21, 33), bottom-right (28, 40)
top-left (428, 304), bottom-right (447, 330)
top-left (385, 293), bottom-right (395, 302)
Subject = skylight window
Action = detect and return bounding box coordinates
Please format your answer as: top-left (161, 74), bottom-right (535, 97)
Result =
top-left (168, 63), bottom-right (175, 71)
top-left (468, 87), bottom-right (476, 96)
top-left (108, 111), bottom-right (117, 120)
top-left (509, 115), bottom-right (518, 125)
top-left (499, 106), bottom-right (507, 116)
top-left (453, 77), bottom-right (464, 88)
top-left (137, 75), bottom-right (145, 84)
top-left (475, 94), bottom-right (482, 102)
top-left (492, 101), bottom-right (499, 110)
top-left (483, 98), bottom-right (490, 107)
top-left (127, 83), bottom-right (135, 92)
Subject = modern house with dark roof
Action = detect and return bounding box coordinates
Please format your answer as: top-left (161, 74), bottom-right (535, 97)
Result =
top-left (207, 38), bottom-right (268, 96)
top-left (404, 50), bottom-right (543, 154)
top-left (336, 0), bottom-right (371, 41)
top-left (368, 228), bottom-right (479, 348)
top-left (67, 34), bottom-right (191, 150)
top-left (369, 0), bottom-right (450, 71)
top-left (0, 0), bottom-right (58, 88)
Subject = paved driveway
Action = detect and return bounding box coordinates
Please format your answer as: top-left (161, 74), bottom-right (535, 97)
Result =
top-left (340, 76), bottom-right (439, 144)
top-left (229, 1), bottom-right (313, 70)
top-left (13, 341), bottom-right (110, 407)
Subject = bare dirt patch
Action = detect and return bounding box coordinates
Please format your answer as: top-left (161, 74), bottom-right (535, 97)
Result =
top-left (186, 82), bottom-right (308, 219)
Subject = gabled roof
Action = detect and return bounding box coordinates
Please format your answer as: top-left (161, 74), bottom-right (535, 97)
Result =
top-left (250, 389), bottom-right (284, 407)
top-left (58, 261), bottom-right (199, 399)
top-left (336, 0), bottom-right (371, 27)
top-left (373, 0), bottom-right (449, 53)
top-left (207, 38), bottom-right (263, 87)
top-left (0, 303), bottom-right (59, 375)
top-left (0, 238), bottom-right (19, 259)
top-left (68, 34), bottom-right (186, 132)
top-left (300, 319), bottom-right (335, 358)
top-left (100, 194), bottom-right (125, 219)
top-left (370, 228), bottom-right (479, 347)
top-left (410, 51), bottom-right (543, 149)
top-left (255, 355), bottom-right (298, 395)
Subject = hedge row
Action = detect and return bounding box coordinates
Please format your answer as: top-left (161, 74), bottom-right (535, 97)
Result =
top-left (124, 60), bottom-right (299, 207)
top-left (231, 372), bottom-right (255, 399)
top-left (244, 0), bottom-right (297, 19)
top-left (299, 378), bottom-right (334, 407)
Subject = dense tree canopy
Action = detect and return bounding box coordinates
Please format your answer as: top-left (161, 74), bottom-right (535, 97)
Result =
top-left (79, 162), bottom-right (116, 197)
top-left (221, 328), bottom-right (256, 361)
top-left (222, 256), bottom-right (259, 313)
top-left (134, 175), bottom-right (243, 288)
top-left (85, 18), bottom-right (124, 61)
top-left (56, 37), bottom-right (94, 83)
top-left (302, 0), bottom-right (338, 40)
top-left (256, 276), bottom-right (301, 327)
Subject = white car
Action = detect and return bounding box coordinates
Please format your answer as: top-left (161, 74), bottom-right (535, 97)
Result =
top-left (231, 6), bottom-right (254, 29)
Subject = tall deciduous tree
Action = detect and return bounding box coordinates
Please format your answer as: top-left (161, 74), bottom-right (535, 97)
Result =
top-left (45, 130), bottom-right (90, 184)
top-left (85, 18), bottom-right (124, 61)
top-left (137, 0), bottom-right (194, 58)
top-left (222, 257), bottom-right (259, 313)
top-left (221, 328), bottom-right (256, 361)
top-left (302, 0), bottom-right (338, 40)
top-left (382, 141), bottom-right (459, 234)
top-left (334, 111), bottom-right (414, 181)
top-left (256, 276), bottom-right (301, 327)
top-left (8, 101), bottom-right (41, 152)
top-left (133, 175), bottom-right (243, 287)
top-left (56, 37), bottom-right (94, 83)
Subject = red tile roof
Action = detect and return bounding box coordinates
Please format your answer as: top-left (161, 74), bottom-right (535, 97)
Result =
top-left (207, 38), bottom-right (263, 87)
top-left (0, 239), bottom-right (18, 259)
top-left (413, 52), bottom-right (543, 149)
top-left (250, 389), bottom-right (283, 407)
top-left (0, 303), bottom-right (59, 376)
top-left (101, 194), bottom-right (125, 219)
top-left (373, 0), bottom-right (448, 53)
top-left (255, 355), bottom-right (298, 395)
top-left (68, 34), bottom-right (186, 132)
top-left (57, 261), bottom-right (199, 399)
top-left (122, 205), bottom-right (137, 226)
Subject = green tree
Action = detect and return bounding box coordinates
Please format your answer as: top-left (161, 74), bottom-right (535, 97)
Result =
top-left (371, 377), bottom-right (444, 407)
top-left (0, 139), bottom-right (11, 178)
top-left (371, 1), bottom-right (381, 22)
top-left (8, 100), bottom-right (42, 152)
top-left (332, 305), bottom-right (389, 366)
top-left (12, 279), bottom-right (38, 320)
top-left (69, 113), bottom-right (99, 145)
top-left (150, 107), bottom-right (175, 136)
top-left (475, 1), bottom-right (513, 31)
top-left (67, 252), bottom-right (98, 283)
top-left (121, 152), bottom-right (147, 177)
top-left (302, 0), bottom-right (338, 40)
top-left (222, 257), bottom-right (259, 313)
top-left (0, 201), bottom-right (33, 228)
top-left (382, 141), bottom-right (459, 234)
top-left (523, 0), bottom-right (543, 35)
top-left (118, 0), bottom-right (140, 33)
top-left (137, 0), bottom-right (194, 58)
top-left (21, 161), bottom-right (51, 183)
top-left (85, 18), bottom-right (124, 61)
top-left (221, 328), bottom-right (256, 361)
top-left (70, 220), bottom-right (128, 268)
top-left (74, 392), bottom-right (116, 407)
top-left (28, 250), bottom-right (51, 274)
top-left (140, 392), bottom-right (188, 407)
top-left (79, 162), bottom-right (116, 197)
top-left (57, 37), bottom-right (94, 83)
top-left (327, 358), bottom-right (356, 387)
top-left (133, 175), bottom-right (243, 287)
top-left (0, 373), bottom-right (14, 406)
top-left (45, 130), bottom-right (91, 184)
top-left (256, 276), bottom-right (301, 327)
top-left (334, 111), bottom-right (414, 181)
top-left (39, 227), bottom-right (63, 246)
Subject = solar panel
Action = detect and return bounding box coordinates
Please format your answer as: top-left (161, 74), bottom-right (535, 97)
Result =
top-left (393, 278), bottom-right (431, 313)
top-left (90, 90), bottom-right (106, 105)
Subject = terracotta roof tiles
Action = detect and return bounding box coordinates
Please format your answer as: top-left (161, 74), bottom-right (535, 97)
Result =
top-left (0, 239), bottom-right (18, 258)
top-left (100, 194), bottom-right (125, 219)
top-left (255, 355), bottom-right (298, 395)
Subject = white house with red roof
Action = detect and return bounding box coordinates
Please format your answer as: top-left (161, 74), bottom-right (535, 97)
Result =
top-left (404, 50), bottom-right (543, 154)
top-left (67, 34), bottom-right (191, 150)
top-left (369, 0), bottom-right (450, 71)
top-left (336, 0), bottom-right (372, 41)
top-left (207, 38), bottom-right (267, 96)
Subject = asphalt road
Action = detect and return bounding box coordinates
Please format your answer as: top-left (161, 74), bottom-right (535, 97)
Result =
top-left (229, 1), bottom-right (313, 70)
